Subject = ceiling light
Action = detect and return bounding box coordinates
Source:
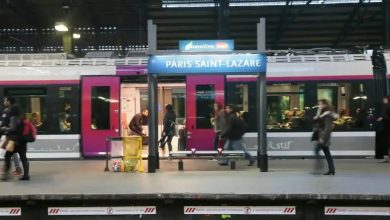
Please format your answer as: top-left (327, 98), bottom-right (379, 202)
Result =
top-left (55, 23), bottom-right (68, 32)
top-left (72, 33), bottom-right (81, 39)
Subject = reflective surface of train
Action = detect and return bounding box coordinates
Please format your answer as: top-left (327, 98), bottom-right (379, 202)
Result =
top-left (0, 52), bottom-right (386, 159)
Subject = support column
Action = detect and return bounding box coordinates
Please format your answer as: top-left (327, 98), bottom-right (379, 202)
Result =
top-left (147, 20), bottom-right (159, 172)
top-left (148, 74), bottom-right (158, 173)
top-left (257, 73), bottom-right (268, 172)
top-left (257, 18), bottom-right (268, 172)
top-left (216, 0), bottom-right (230, 39)
top-left (62, 31), bottom-right (72, 54)
top-left (385, 0), bottom-right (390, 47)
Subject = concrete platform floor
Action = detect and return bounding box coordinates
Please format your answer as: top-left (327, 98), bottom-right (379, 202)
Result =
top-left (0, 158), bottom-right (389, 201)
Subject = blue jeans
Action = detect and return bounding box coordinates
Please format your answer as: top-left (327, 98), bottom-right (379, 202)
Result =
top-left (224, 139), bottom-right (254, 162)
top-left (314, 143), bottom-right (335, 172)
top-left (12, 153), bottom-right (20, 169)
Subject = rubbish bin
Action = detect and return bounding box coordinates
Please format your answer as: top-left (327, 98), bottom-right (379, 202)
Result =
top-left (122, 136), bottom-right (143, 172)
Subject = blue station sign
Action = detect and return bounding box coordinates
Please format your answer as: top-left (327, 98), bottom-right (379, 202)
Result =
top-left (179, 40), bottom-right (234, 52)
top-left (148, 54), bottom-right (266, 75)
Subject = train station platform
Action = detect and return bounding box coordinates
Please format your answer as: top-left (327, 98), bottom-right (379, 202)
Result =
top-left (0, 159), bottom-right (390, 219)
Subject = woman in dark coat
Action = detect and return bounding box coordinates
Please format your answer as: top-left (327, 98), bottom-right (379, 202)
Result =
top-left (313, 99), bottom-right (338, 175)
top-left (158, 104), bottom-right (176, 156)
top-left (377, 96), bottom-right (390, 162)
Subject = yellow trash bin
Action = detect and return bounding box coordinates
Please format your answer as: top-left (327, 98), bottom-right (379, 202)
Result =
top-left (122, 136), bottom-right (143, 172)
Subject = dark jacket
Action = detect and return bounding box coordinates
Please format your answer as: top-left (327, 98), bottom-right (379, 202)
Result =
top-left (1, 105), bottom-right (22, 141)
top-left (380, 103), bottom-right (390, 131)
top-left (314, 109), bottom-right (337, 146)
top-left (223, 112), bottom-right (246, 140)
top-left (163, 110), bottom-right (176, 135)
top-left (214, 110), bottom-right (227, 134)
top-left (129, 113), bottom-right (144, 135)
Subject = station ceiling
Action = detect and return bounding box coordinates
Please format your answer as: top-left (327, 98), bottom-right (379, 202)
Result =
top-left (0, 0), bottom-right (387, 53)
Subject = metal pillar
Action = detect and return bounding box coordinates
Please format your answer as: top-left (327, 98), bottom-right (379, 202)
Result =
top-left (148, 74), bottom-right (158, 173)
top-left (257, 18), bottom-right (268, 172)
top-left (147, 20), bottom-right (159, 173)
top-left (384, 0), bottom-right (390, 47)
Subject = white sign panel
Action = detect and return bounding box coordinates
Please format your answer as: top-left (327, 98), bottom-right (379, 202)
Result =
top-left (48, 206), bottom-right (156, 216)
top-left (184, 206), bottom-right (295, 215)
top-left (325, 207), bottom-right (390, 216)
top-left (0, 208), bottom-right (21, 216)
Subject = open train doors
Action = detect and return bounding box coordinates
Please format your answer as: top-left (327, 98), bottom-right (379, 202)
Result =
top-left (81, 76), bottom-right (120, 157)
top-left (186, 75), bottom-right (225, 150)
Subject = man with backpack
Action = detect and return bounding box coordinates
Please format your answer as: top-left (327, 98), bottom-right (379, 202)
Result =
top-left (219, 105), bottom-right (255, 166)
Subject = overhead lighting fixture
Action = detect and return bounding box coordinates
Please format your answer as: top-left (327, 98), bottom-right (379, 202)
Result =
top-left (72, 33), bottom-right (81, 39)
top-left (55, 23), bottom-right (68, 32)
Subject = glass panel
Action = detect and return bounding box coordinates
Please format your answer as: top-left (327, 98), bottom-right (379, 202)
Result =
top-left (91, 86), bottom-right (110, 130)
top-left (172, 88), bottom-right (186, 125)
top-left (4, 88), bottom-right (47, 132)
top-left (58, 87), bottom-right (72, 132)
top-left (267, 83), bottom-right (306, 130)
top-left (140, 89), bottom-right (148, 113)
top-left (196, 85), bottom-right (215, 129)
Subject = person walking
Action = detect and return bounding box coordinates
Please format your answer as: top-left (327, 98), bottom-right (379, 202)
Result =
top-left (312, 99), bottom-right (338, 175)
top-left (158, 104), bottom-right (176, 156)
top-left (377, 96), bottom-right (390, 163)
top-left (1, 97), bottom-right (22, 176)
top-left (1, 97), bottom-right (30, 181)
top-left (129, 109), bottom-right (149, 136)
top-left (219, 105), bottom-right (255, 166)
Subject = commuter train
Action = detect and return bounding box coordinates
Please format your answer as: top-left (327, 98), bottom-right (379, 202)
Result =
top-left (0, 52), bottom-right (385, 159)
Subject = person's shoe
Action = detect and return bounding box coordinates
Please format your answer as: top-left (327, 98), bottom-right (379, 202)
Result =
top-left (19, 176), bottom-right (30, 181)
top-left (248, 160), bottom-right (255, 166)
top-left (12, 167), bottom-right (22, 176)
top-left (378, 156), bottom-right (390, 163)
top-left (323, 171), bottom-right (335, 175)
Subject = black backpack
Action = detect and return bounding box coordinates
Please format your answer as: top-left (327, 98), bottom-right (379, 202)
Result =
top-left (230, 116), bottom-right (247, 139)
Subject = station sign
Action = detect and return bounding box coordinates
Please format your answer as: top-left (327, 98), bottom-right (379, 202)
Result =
top-left (48, 206), bottom-right (156, 216)
top-left (148, 54), bottom-right (266, 75)
top-left (179, 40), bottom-right (234, 52)
top-left (184, 206), bottom-right (295, 215)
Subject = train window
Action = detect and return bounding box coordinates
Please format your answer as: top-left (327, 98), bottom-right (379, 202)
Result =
top-left (266, 83), bottom-right (306, 130)
top-left (91, 86), bottom-right (110, 130)
top-left (172, 88), bottom-right (185, 125)
top-left (227, 81), bottom-right (375, 132)
top-left (58, 87), bottom-right (72, 132)
top-left (196, 85), bottom-right (215, 129)
top-left (4, 87), bottom-right (48, 132)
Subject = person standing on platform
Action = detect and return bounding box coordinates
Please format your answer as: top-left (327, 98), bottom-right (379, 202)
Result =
top-left (158, 104), bottom-right (176, 156)
top-left (219, 105), bottom-right (255, 166)
top-left (0, 97), bottom-right (22, 176)
top-left (129, 109), bottom-right (149, 136)
top-left (212, 103), bottom-right (226, 151)
top-left (1, 97), bottom-right (30, 181)
top-left (377, 96), bottom-right (390, 163)
top-left (312, 99), bottom-right (338, 175)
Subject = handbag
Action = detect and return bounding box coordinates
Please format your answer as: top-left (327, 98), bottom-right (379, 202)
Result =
top-left (311, 130), bottom-right (319, 141)
top-left (5, 139), bottom-right (15, 152)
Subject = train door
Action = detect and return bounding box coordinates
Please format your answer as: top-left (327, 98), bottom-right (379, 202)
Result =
top-left (186, 75), bottom-right (224, 150)
top-left (81, 76), bottom-right (120, 157)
